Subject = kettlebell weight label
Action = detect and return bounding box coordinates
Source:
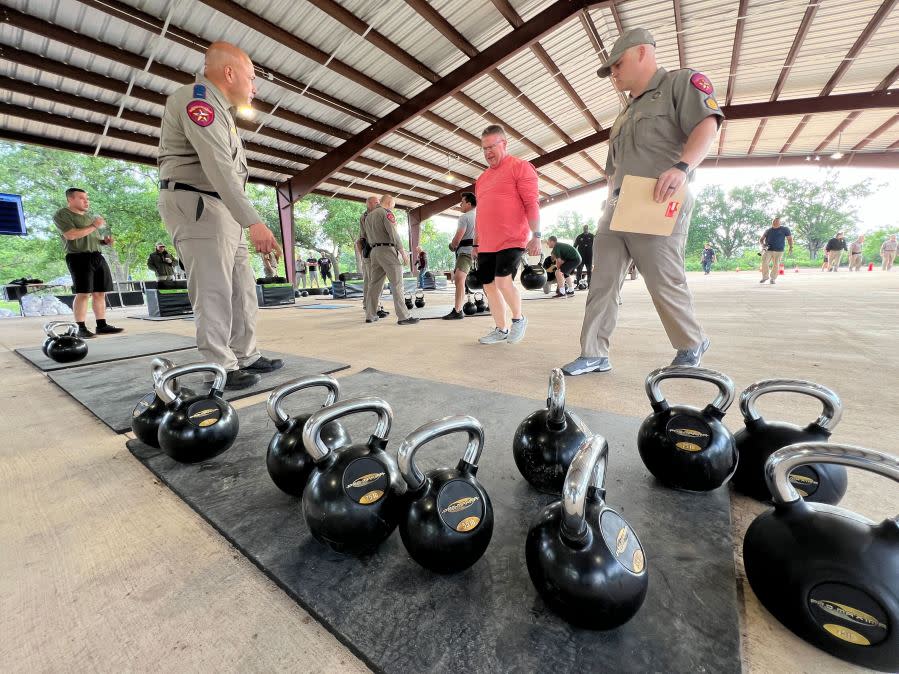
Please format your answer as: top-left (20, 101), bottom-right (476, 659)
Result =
top-left (187, 402), bottom-right (221, 428)
top-left (808, 583), bottom-right (889, 647)
top-left (343, 458), bottom-right (389, 506)
top-left (822, 624), bottom-right (870, 646)
top-left (133, 392), bottom-right (155, 417)
top-left (359, 489), bottom-right (384, 505)
top-left (632, 549), bottom-right (645, 574)
top-left (600, 511), bottom-right (645, 575)
top-left (788, 466), bottom-right (820, 497)
top-left (437, 481), bottom-right (485, 533)
top-left (456, 516), bottom-right (481, 532)
top-left (665, 416), bottom-right (712, 453)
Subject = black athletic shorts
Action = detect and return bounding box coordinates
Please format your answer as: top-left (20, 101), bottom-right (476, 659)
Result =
top-left (476, 247), bottom-right (524, 285)
top-left (559, 259), bottom-right (579, 276)
top-left (66, 252), bottom-right (113, 294)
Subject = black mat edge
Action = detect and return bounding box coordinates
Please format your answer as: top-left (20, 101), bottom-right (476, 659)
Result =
top-left (14, 343), bottom-right (197, 372)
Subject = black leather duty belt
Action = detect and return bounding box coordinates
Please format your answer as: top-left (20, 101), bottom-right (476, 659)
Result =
top-left (159, 180), bottom-right (221, 200)
top-left (370, 243), bottom-right (395, 247)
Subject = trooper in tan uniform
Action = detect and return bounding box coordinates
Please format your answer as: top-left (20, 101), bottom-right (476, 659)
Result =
top-left (362, 196), bottom-right (419, 325)
top-left (848, 235), bottom-right (865, 271)
top-left (157, 42), bottom-right (281, 390)
top-left (562, 28), bottom-right (722, 375)
top-left (355, 195), bottom-right (380, 316)
top-left (881, 234), bottom-right (897, 270)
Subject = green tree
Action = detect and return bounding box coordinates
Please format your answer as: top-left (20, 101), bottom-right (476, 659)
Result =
top-left (862, 226), bottom-right (897, 263)
top-left (770, 173), bottom-right (875, 259)
top-left (548, 210), bottom-right (593, 242)
top-left (417, 219), bottom-right (453, 271)
top-left (689, 184), bottom-right (772, 259)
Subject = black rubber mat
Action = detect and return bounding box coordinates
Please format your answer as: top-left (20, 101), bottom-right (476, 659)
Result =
top-left (417, 305), bottom-right (492, 320)
top-left (16, 331), bottom-right (196, 371)
top-left (49, 350), bottom-right (349, 433)
top-left (127, 368), bottom-right (741, 673)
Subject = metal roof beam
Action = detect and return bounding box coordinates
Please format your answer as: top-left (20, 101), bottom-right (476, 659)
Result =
top-left (284, 0), bottom-right (598, 201)
top-left (672, 0), bottom-right (686, 70)
top-left (578, 9), bottom-right (627, 107)
top-left (719, 0), bottom-right (750, 156)
top-left (852, 112), bottom-right (899, 151)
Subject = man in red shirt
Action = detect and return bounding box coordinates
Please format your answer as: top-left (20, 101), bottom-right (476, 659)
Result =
top-left (473, 125), bottom-right (542, 345)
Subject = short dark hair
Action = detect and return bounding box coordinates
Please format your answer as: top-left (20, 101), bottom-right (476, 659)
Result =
top-left (461, 192), bottom-right (476, 207)
top-left (548, 235), bottom-right (558, 243)
top-left (65, 188), bottom-right (86, 199)
top-left (481, 124), bottom-right (505, 138)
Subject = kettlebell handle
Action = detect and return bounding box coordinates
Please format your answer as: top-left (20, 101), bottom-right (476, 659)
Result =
top-left (645, 365), bottom-right (735, 414)
top-left (561, 434), bottom-right (610, 543)
top-left (45, 321), bottom-right (78, 339)
top-left (766, 442), bottom-right (899, 517)
top-left (156, 362), bottom-right (227, 404)
top-left (150, 356), bottom-right (177, 388)
top-left (546, 368), bottom-right (568, 427)
top-left (739, 379), bottom-right (842, 430)
top-left (302, 396), bottom-right (392, 463)
top-left (266, 375), bottom-right (340, 429)
top-left (397, 415), bottom-right (485, 490)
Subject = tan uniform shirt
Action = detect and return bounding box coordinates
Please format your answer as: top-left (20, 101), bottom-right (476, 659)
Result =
top-left (363, 207), bottom-right (404, 248)
top-left (157, 77), bottom-right (261, 227)
top-left (849, 241), bottom-right (863, 254)
top-left (881, 240), bottom-right (898, 252)
top-left (606, 68), bottom-right (724, 193)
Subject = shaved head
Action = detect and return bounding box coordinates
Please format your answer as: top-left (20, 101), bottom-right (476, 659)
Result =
top-left (366, 196), bottom-right (379, 210)
top-left (380, 195), bottom-right (395, 209)
top-left (204, 42), bottom-right (257, 108)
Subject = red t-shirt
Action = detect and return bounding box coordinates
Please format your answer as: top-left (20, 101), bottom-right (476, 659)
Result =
top-left (474, 155), bottom-right (540, 253)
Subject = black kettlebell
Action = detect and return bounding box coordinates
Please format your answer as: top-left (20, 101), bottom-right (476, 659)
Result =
top-left (131, 356), bottom-right (196, 448)
top-left (462, 294), bottom-right (477, 316)
top-left (743, 443), bottom-right (899, 672)
top-left (474, 292), bottom-right (487, 313)
top-left (397, 415), bottom-right (493, 573)
top-left (467, 262), bottom-right (483, 290)
top-left (302, 397), bottom-right (405, 555)
top-left (414, 290), bottom-right (425, 308)
top-left (734, 379), bottom-right (848, 504)
top-left (301, 290), bottom-right (309, 297)
top-left (513, 368), bottom-right (591, 494)
top-left (520, 260), bottom-right (547, 290)
top-left (404, 293), bottom-right (414, 310)
top-left (44, 321), bottom-right (88, 363)
top-left (266, 375), bottom-right (351, 497)
top-left (526, 434), bottom-right (648, 629)
top-left (577, 279), bottom-right (588, 290)
top-left (155, 362), bottom-right (239, 463)
top-left (377, 305), bottom-right (389, 318)
top-left (637, 366), bottom-right (738, 491)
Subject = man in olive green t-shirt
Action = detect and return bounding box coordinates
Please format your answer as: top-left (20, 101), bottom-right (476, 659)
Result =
top-left (547, 236), bottom-right (582, 297)
top-left (52, 188), bottom-right (123, 338)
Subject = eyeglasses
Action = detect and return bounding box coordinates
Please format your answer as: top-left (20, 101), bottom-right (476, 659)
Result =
top-left (481, 141), bottom-right (505, 152)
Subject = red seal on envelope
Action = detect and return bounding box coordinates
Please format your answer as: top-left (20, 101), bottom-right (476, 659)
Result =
top-left (690, 72), bottom-right (713, 95)
top-left (665, 201), bottom-right (681, 218)
top-left (186, 100), bottom-right (215, 127)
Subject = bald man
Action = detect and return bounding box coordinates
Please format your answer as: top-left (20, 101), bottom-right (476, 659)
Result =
top-left (157, 41), bottom-right (281, 390)
top-left (362, 195), bottom-right (418, 325)
top-left (356, 195), bottom-right (379, 316)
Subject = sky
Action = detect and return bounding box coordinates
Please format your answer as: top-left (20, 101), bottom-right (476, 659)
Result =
top-left (432, 166), bottom-right (899, 235)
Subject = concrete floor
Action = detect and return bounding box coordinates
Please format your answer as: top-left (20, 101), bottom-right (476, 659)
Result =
top-left (1, 269), bottom-right (896, 673)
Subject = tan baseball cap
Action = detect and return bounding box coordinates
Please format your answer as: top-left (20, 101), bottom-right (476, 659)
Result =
top-left (597, 28), bottom-right (656, 78)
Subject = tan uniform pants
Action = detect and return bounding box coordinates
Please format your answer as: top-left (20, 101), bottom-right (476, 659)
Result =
top-left (365, 246), bottom-right (410, 321)
top-left (579, 198), bottom-right (704, 358)
top-left (158, 190), bottom-right (260, 371)
top-left (761, 250), bottom-right (784, 280)
top-left (827, 250), bottom-right (843, 270)
top-left (883, 251), bottom-right (896, 271)
top-left (361, 257), bottom-right (372, 312)
top-left (849, 253), bottom-right (863, 271)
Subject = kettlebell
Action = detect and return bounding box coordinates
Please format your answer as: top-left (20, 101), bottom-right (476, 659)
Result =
top-left (467, 262), bottom-right (483, 290)
top-left (520, 261), bottom-right (547, 290)
top-left (302, 397), bottom-right (404, 555)
top-left (377, 305), bottom-right (389, 318)
top-left (404, 293), bottom-right (414, 310)
top-left (637, 366), bottom-right (738, 491)
top-left (131, 356), bottom-right (196, 448)
top-left (462, 294), bottom-right (477, 316)
top-left (513, 368), bottom-right (591, 494)
top-left (155, 362), bottom-right (239, 463)
top-left (43, 321), bottom-right (88, 363)
top-left (474, 292), bottom-right (487, 313)
top-left (743, 443), bottom-right (899, 672)
top-left (734, 379), bottom-right (847, 504)
top-left (414, 290), bottom-right (425, 308)
top-left (577, 279), bottom-right (588, 290)
top-left (397, 415), bottom-right (494, 573)
top-left (266, 375), bottom-right (350, 497)
top-left (526, 434), bottom-right (648, 629)
top-left (301, 290), bottom-right (309, 297)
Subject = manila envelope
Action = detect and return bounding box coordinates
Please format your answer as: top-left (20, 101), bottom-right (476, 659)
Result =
top-left (609, 174), bottom-right (687, 236)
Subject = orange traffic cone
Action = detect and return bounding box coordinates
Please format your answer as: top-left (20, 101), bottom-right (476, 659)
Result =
top-left (868, 262), bottom-right (874, 271)
top-left (794, 265), bottom-right (800, 273)
top-left (778, 263), bottom-right (785, 275)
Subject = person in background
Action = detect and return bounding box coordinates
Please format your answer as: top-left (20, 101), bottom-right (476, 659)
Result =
top-left (574, 225), bottom-right (594, 287)
top-left (53, 187), bottom-right (124, 339)
top-left (444, 192), bottom-right (476, 320)
top-left (415, 246), bottom-right (429, 289)
top-left (261, 248), bottom-right (279, 277)
top-left (759, 217), bottom-right (793, 284)
top-left (547, 236), bottom-right (581, 297)
top-left (825, 232), bottom-right (847, 272)
top-left (848, 235), bottom-right (865, 271)
top-left (307, 257), bottom-right (319, 287)
top-left (147, 242), bottom-right (177, 281)
top-left (701, 242), bottom-right (716, 275)
top-left (880, 234), bottom-right (897, 271)
top-left (318, 255), bottom-right (333, 286)
top-left (294, 254), bottom-right (307, 289)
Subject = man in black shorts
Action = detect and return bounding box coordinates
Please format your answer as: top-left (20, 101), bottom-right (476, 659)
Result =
top-left (547, 236), bottom-right (582, 297)
top-left (53, 188), bottom-right (124, 338)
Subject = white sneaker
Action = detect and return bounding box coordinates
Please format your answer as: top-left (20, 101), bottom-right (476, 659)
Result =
top-left (507, 316), bottom-right (528, 344)
top-left (478, 327), bottom-right (508, 344)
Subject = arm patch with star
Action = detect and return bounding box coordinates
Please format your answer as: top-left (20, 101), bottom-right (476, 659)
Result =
top-left (186, 100), bottom-right (215, 127)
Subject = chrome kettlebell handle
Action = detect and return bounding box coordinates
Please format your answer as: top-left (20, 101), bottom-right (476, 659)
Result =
top-left (303, 396), bottom-right (392, 463)
top-left (266, 375), bottom-right (340, 429)
top-left (546, 368), bottom-right (567, 426)
top-left (766, 443), bottom-right (899, 517)
top-left (561, 434), bottom-right (610, 542)
top-left (415, 290), bottom-right (424, 298)
top-left (397, 415), bottom-right (484, 490)
top-left (45, 321), bottom-right (79, 339)
top-left (645, 365), bottom-right (735, 413)
top-left (156, 362), bottom-right (227, 404)
top-left (739, 379), bottom-right (842, 431)
top-left (150, 357), bottom-right (177, 388)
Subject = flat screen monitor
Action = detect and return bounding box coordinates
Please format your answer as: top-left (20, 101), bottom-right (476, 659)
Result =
top-left (0, 193), bottom-right (27, 236)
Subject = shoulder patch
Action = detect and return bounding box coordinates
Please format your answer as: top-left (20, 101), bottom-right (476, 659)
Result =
top-left (705, 97), bottom-right (719, 110)
top-left (690, 72), bottom-right (714, 95)
top-left (386, 210), bottom-right (396, 224)
top-left (193, 84), bottom-right (206, 99)
top-left (186, 100), bottom-right (215, 127)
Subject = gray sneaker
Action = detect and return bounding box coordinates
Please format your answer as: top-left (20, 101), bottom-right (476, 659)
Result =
top-left (670, 337), bottom-right (711, 367)
top-left (507, 316), bottom-right (528, 344)
top-left (561, 356), bottom-right (612, 376)
top-left (478, 327), bottom-right (508, 344)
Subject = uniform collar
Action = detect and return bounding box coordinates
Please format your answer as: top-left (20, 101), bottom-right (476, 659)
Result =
top-left (629, 67), bottom-right (668, 102)
top-left (195, 75), bottom-right (233, 112)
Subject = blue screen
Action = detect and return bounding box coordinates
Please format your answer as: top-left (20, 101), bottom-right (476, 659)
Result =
top-left (0, 193), bottom-right (27, 236)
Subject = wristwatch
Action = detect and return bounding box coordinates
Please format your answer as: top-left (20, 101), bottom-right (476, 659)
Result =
top-left (672, 161), bottom-right (690, 173)
top-left (533, 231), bottom-right (542, 238)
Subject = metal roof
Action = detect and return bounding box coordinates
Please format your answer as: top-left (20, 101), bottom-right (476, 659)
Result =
top-left (0, 0), bottom-right (896, 216)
